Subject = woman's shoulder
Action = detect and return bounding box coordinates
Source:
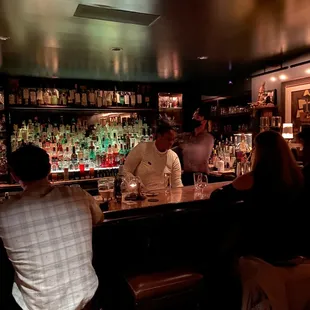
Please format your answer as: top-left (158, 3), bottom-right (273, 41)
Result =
top-left (232, 172), bottom-right (254, 191)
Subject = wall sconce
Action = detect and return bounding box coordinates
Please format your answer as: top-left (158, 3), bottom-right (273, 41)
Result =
top-left (282, 123), bottom-right (293, 139)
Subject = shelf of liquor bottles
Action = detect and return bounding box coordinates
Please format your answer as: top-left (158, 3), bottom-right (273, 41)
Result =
top-left (8, 111), bottom-right (154, 184)
top-left (7, 106), bottom-right (157, 113)
top-left (0, 76), bottom-right (162, 185)
top-left (7, 77), bottom-right (156, 109)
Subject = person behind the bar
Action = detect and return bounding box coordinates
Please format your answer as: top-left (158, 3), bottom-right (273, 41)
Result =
top-left (0, 145), bottom-right (104, 310)
top-left (173, 105), bottom-right (214, 186)
top-left (123, 122), bottom-right (183, 191)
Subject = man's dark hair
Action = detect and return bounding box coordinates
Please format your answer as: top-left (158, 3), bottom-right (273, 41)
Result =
top-left (197, 104), bottom-right (209, 120)
top-left (8, 144), bottom-right (51, 182)
top-left (156, 121), bottom-right (176, 136)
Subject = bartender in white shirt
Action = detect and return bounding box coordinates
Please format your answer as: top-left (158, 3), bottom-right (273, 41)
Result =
top-left (124, 122), bottom-right (183, 191)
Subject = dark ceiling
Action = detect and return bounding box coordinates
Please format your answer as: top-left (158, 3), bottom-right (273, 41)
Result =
top-left (1, 0), bottom-right (310, 81)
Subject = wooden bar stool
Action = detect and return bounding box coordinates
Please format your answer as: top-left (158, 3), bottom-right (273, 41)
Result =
top-left (125, 269), bottom-right (204, 310)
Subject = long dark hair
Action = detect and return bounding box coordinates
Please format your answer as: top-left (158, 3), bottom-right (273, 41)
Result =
top-left (252, 131), bottom-right (303, 195)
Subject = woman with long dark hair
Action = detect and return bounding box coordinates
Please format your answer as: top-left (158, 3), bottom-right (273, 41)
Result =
top-left (211, 130), bottom-right (304, 203)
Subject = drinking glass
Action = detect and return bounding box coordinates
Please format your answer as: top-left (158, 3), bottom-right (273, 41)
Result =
top-left (199, 174), bottom-right (208, 191)
top-left (193, 172), bottom-right (203, 190)
top-left (98, 178), bottom-right (114, 201)
top-left (79, 162), bottom-right (85, 179)
top-left (164, 172), bottom-right (172, 193)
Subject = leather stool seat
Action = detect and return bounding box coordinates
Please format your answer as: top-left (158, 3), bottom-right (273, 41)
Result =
top-left (126, 270), bottom-right (203, 301)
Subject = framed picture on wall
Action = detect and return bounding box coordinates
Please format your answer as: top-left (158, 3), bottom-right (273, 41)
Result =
top-left (281, 77), bottom-right (310, 133)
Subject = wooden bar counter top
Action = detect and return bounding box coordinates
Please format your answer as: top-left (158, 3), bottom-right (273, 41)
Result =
top-left (95, 181), bottom-right (231, 222)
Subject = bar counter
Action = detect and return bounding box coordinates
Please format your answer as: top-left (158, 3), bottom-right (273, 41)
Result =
top-left (95, 181), bottom-right (231, 222)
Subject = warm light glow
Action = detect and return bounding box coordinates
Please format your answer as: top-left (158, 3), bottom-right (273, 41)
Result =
top-left (51, 166), bottom-right (119, 174)
top-left (282, 123), bottom-right (293, 139)
top-left (270, 77), bottom-right (277, 82)
top-left (197, 56), bottom-right (208, 60)
top-left (279, 74), bottom-right (287, 80)
top-left (306, 69), bottom-right (310, 74)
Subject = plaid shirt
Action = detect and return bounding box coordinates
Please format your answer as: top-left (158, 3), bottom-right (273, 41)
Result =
top-left (0, 182), bottom-right (103, 310)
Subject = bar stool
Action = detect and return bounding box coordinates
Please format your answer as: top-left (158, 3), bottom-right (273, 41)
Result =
top-left (125, 269), bottom-right (204, 310)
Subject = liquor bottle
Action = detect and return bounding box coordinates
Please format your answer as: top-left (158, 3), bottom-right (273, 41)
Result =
top-left (68, 88), bottom-right (75, 106)
top-left (8, 88), bottom-right (16, 105)
top-left (124, 92), bottom-right (130, 106)
top-left (112, 87), bottom-right (117, 106)
top-left (71, 146), bottom-right (78, 168)
top-left (59, 90), bottom-right (67, 106)
top-left (106, 91), bottom-right (112, 107)
top-left (75, 86), bottom-right (81, 106)
top-left (16, 89), bottom-right (22, 105)
top-left (23, 88), bottom-right (30, 105)
top-left (37, 87), bottom-right (44, 105)
top-left (51, 147), bottom-right (58, 171)
top-left (51, 88), bottom-right (59, 105)
top-left (63, 147), bottom-right (71, 167)
top-left (119, 91), bottom-right (125, 106)
top-left (113, 144), bottom-right (120, 166)
top-left (43, 88), bottom-right (52, 105)
top-left (81, 89), bottom-right (88, 107)
top-left (89, 88), bottom-right (96, 107)
top-left (89, 141), bottom-right (95, 161)
top-left (30, 88), bottom-right (37, 105)
top-left (96, 90), bottom-right (103, 108)
top-left (144, 85), bottom-right (151, 108)
top-left (107, 144), bottom-right (113, 167)
top-left (130, 90), bottom-right (136, 107)
top-left (136, 85), bottom-right (142, 106)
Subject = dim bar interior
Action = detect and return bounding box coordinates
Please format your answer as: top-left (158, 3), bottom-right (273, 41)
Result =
top-left (1, 1), bottom-right (310, 310)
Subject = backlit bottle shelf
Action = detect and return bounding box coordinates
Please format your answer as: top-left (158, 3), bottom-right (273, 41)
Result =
top-left (51, 166), bottom-right (119, 174)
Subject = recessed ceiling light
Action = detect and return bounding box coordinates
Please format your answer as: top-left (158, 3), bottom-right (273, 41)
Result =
top-left (197, 56), bottom-right (208, 60)
top-left (111, 47), bottom-right (123, 52)
top-left (305, 69), bottom-right (310, 74)
top-left (270, 77), bottom-right (277, 82)
top-left (0, 36), bottom-right (10, 41)
top-left (279, 74), bottom-right (287, 80)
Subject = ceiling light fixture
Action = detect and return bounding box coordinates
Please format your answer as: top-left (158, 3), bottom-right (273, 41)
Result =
top-left (279, 74), bottom-right (287, 80)
top-left (0, 36), bottom-right (10, 41)
top-left (270, 77), bottom-right (277, 82)
top-left (111, 47), bottom-right (123, 52)
top-left (197, 56), bottom-right (208, 60)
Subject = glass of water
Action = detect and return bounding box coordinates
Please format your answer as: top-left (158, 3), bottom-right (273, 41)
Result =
top-left (193, 173), bottom-right (208, 191)
top-left (193, 172), bottom-right (203, 190)
top-left (164, 172), bottom-right (172, 193)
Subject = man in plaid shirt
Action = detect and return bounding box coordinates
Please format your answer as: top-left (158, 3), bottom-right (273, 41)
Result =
top-left (0, 145), bottom-right (103, 310)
